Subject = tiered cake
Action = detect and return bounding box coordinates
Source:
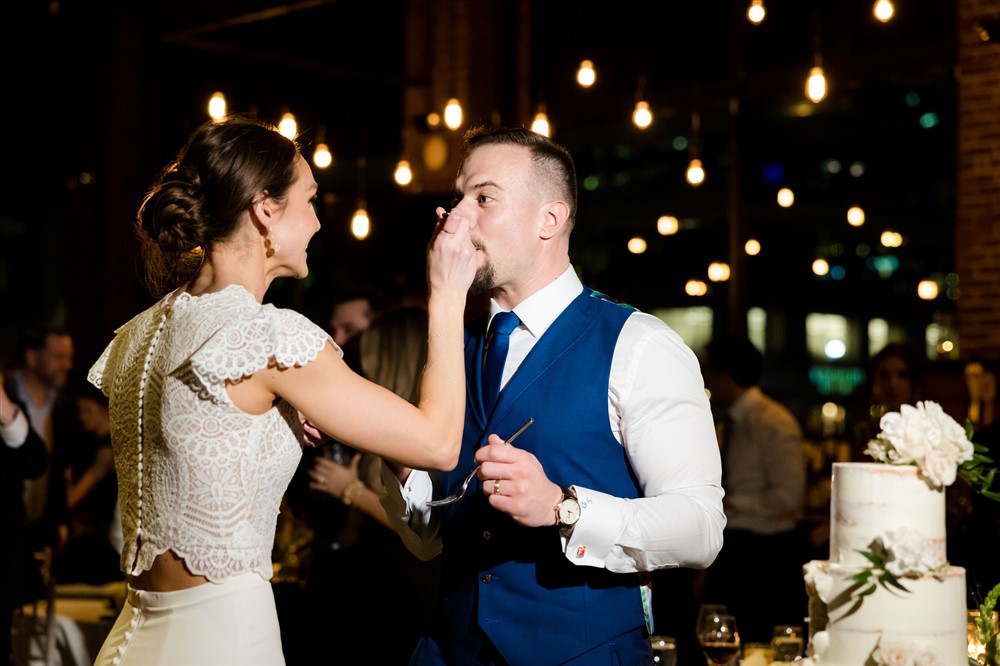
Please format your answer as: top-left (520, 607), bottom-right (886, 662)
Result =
top-left (803, 463), bottom-right (967, 664)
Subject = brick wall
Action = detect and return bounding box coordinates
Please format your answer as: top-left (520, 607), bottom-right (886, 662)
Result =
top-left (956, 0), bottom-right (1000, 361)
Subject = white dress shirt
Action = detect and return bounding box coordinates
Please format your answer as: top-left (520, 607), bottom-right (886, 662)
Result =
top-left (383, 265), bottom-right (726, 573)
top-left (722, 385), bottom-right (806, 534)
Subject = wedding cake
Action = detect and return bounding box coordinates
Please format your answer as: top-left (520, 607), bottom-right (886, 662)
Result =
top-left (803, 401), bottom-right (978, 665)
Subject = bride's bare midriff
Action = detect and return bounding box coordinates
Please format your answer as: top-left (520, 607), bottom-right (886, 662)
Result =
top-left (128, 550), bottom-right (210, 591)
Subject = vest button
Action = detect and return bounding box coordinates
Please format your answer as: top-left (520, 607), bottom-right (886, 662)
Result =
top-left (482, 530), bottom-right (491, 541)
top-left (481, 573), bottom-right (493, 584)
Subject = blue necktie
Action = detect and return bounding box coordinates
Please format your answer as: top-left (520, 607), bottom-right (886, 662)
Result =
top-left (483, 311), bottom-right (520, 411)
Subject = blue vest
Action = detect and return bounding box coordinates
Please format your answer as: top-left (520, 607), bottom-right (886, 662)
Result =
top-left (429, 287), bottom-right (644, 665)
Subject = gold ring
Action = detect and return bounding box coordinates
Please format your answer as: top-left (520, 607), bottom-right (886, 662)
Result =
top-left (493, 479), bottom-right (502, 495)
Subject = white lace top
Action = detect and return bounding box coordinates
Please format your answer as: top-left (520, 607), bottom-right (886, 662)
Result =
top-left (88, 285), bottom-right (335, 582)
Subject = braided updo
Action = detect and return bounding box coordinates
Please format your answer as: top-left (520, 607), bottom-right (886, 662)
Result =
top-left (136, 114), bottom-right (300, 297)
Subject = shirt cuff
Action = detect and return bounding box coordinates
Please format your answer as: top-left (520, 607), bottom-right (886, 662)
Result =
top-left (561, 485), bottom-right (619, 567)
top-left (0, 406), bottom-right (30, 448)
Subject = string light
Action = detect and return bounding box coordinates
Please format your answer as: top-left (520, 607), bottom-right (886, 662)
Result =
top-left (444, 98), bottom-right (463, 130)
top-left (657, 216), bottom-right (679, 235)
top-left (351, 207), bottom-right (370, 240)
top-left (847, 206), bottom-right (865, 226)
top-left (627, 237), bottom-right (647, 254)
top-left (686, 159), bottom-right (705, 186)
top-left (917, 280), bottom-right (939, 300)
top-left (576, 60), bottom-right (596, 87)
top-left (312, 126), bottom-right (332, 169)
top-left (777, 187), bottom-right (795, 207)
top-left (881, 230), bottom-right (903, 247)
top-left (278, 113), bottom-right (297, 139)
top-left (807, 14), bottom-right (828, 104)
top-left (873, 0), bottom-right (894, 23)
top-left (813, 259), bottom-right (830, 276)
top-left (745, 239), bottom-right (761, 255)
top-left (707, 262), bottom-right (731, 282)
top-left (531, 109), bottom-right (551, 137)
top-left (632, 101), bottom-right (652, 129)
top-left (208, 92), bottom-right (226, 120)
top-left (747, 0), bottom-right (766, 25)
top-left (393, 160), bottom-right (412, 186)
top-left (313, 143), bottom-right (332, 169)
top-left (685, 280), bottom-right (708, 297)
top-left (686, 112), bottom-right (705, 186)
top-left (806, 66), bottom-right (827, 103)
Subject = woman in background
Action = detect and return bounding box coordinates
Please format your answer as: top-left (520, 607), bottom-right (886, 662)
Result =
top-left (307, 306), bottom-right (441, 664)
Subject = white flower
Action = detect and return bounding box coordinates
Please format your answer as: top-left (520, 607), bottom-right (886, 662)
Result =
top-left (872, 637), bottom-right (914, 666)
top-left (870, 401), bottom-right (976, 488)
top-left (921, 444), bottom-right (959, 487)
top-left (804, 561), bottom-right (833, 603)
top-left (881, 528), bottom-right (945, 577)
top-left (912, 649), bottom-right (939, 666)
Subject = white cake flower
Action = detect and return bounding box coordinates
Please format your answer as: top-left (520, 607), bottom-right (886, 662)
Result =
top-left (868, 401), bottom-right (977, 490)
top-left (871, 634), bottom-right (940, 666)
top-left (804, 560), bottom-right (833, 603)
top-left (881, 528), bottom-right (947, 578)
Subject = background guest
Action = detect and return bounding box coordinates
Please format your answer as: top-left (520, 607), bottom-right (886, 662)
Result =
top-left (306, 306), bottom-right (441, 665)
top-left (1, 373), bottom-right (49, 666)
top-left (850, 341), bottom-right (925, 461)
top-left (701, 335), bottom-right (808, 643)
top-left (4, 327), bottom-right (78, 562)
top-left (51, 383), bottom-right (120, 585)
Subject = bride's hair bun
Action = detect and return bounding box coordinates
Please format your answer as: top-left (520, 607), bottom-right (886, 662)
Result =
top-left (134, 114), bottom-right (301, 296)
top-left (140, 164), bottom-right (209, 254)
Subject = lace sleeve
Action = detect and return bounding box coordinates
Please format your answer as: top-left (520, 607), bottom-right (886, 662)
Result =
top-left (183, 306), bottom-right (337, 403)
top-left (87, 310), bottom-right (150, 396)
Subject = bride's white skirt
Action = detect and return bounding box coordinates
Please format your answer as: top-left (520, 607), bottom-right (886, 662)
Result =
top-left (94, 573), bottom-right (285, 665)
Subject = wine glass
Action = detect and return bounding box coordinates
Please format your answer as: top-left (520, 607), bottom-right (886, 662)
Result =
top-left (771, 624), bottom-right (803, 662)
top-left (697, 612), bottom-right (741, 666)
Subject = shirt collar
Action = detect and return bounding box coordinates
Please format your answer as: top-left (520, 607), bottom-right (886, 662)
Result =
top-left (488, 265), bottom-right (581, 341)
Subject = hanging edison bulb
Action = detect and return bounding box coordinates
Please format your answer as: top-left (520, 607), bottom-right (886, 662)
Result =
top-left (707, 262), bottom-right (731, 282)
top-left (873, 0), bottom-right (894, 23)
top-left (208, 92), bottom-right (226, 120)
top-left (747, 0), bottom-right (766, 25)
top-left (847, 206), bottom-right (865, 227)
top-left (531, 111), bottom-right (551, 137)
top-left (777, 187), bottom-right (795, 207)
top-left (657, 215), bottom-right (679, 236)
top-left (576, 60), bottom-right (596, 88)
top-left (313, 143), bottom-right (333, 169)
top-left (686, 158), bottom-right (705, 186)
top-left (278, 113), bottom-right (297, 139)
top-left (394, 160), bottom-right (413, 186)
top-left (444, 98), bottom-right (463, 130)
top-left (806, 66), bottom-right (827, 103)
top-left (632, 101), bottom-right (652, 129)
top-left (351, 207), bottom-right (370, 240)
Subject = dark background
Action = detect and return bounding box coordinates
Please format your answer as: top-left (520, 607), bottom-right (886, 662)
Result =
top-left (1, 0), bottom-right (959, 409)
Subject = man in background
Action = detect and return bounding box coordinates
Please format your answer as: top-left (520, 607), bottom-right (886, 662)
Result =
top-left (328, 285), bottom-right (391, 372)
top-left (1, 374), bottom-right (48, 666)
top-left (702, 335), bottom-right (807, 643)
top-left (4, 327), bottom-right (77, 559)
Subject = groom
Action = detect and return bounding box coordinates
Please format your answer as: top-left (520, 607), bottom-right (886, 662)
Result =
top-left (382, 126), bottom-right (725, 665)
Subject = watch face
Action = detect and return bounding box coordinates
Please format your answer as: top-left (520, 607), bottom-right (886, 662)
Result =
top-left (558, 498), bottom-right (581, 525)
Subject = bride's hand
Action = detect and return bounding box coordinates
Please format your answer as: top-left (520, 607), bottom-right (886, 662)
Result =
top-left (426, 207), bottom-right (477, 297)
